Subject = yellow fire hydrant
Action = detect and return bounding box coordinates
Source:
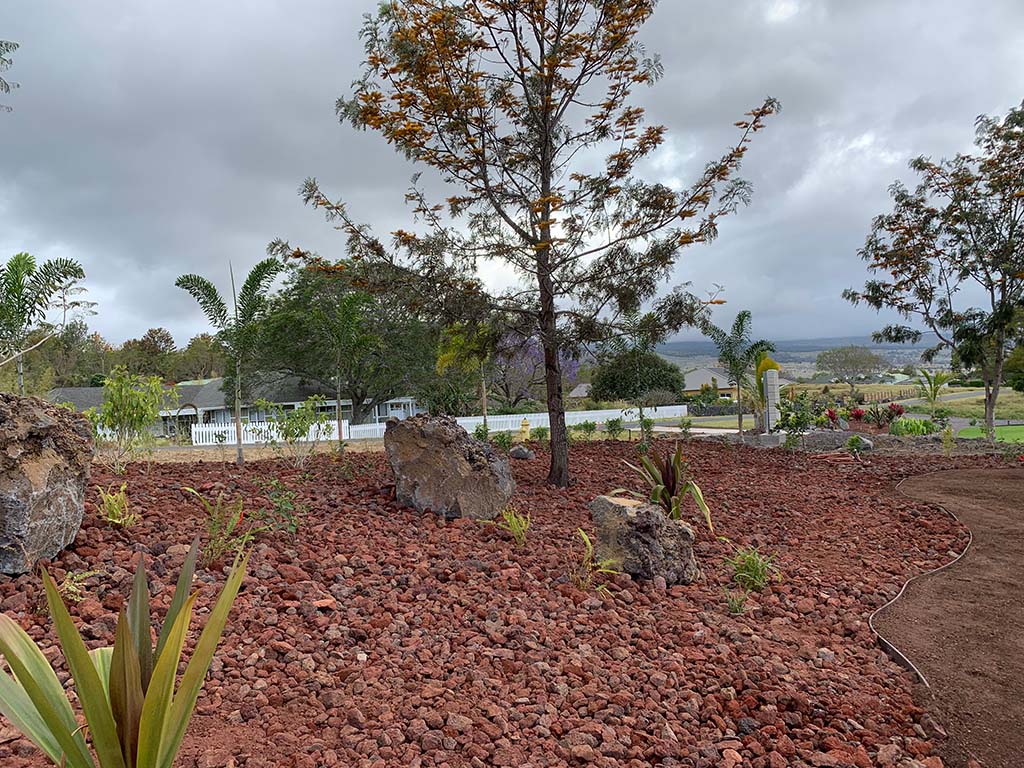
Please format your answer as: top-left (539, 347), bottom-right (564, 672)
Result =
top-left (518, 418), bottom-right (531, 442)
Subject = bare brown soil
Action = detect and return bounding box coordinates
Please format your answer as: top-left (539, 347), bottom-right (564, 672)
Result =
top-left (874, 469), bottom-right (1024, 768)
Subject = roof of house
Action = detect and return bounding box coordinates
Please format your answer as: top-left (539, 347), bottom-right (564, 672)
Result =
top-left (568, 382), bottom-right (591, 399)
top-left (47, 386), bottom-right (107, 411)
top-left (683, 366), bottom-right (794, 391)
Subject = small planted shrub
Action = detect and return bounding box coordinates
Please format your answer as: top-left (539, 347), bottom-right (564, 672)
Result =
top-left (604, 417), bottom-right (623, 440)
top-left (617, 443), bottom-right (713, 533)
top-left (889, 417), bottom-right (937, 436)
top-left (495, 505), bottom-right (530, 547)
top-left (942, 425), bottom-right (955, 457)
top-left (183, 488), bottom-right (252, 566)
top-left (473, 423), bottom-right (490, 442)
top-left (726, 546), bottom-right (781, 592)
top-left (849, 407), bottom-right (865, 422)
top-left (569, 529), bottom-right (621, 597)
top-left (845, 435), bottom-right (866, 456)
top-left (254, 477), bottom-right (306, 535)
top-left (530, 425), bottom-right (549, 441)
top-left (97, 482), bottom-right (140, 528)
top-left (55, 570), bottom-right (102, 604)
top-left (577, 420), bottom-right (597, 440)
top-left (491, 430), bottom-right (514, 451)
top-left (678, 417), bottom-right (693, 438)
top-left (254, 395), bottom-right (332, 468)
top-left (724, 588), bottom-right (748, 615)
top-left (0, 541), bottom-right (247, 768)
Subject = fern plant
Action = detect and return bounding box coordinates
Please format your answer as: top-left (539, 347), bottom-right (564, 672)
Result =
top-left (0, 541), bottom-right (248, 768)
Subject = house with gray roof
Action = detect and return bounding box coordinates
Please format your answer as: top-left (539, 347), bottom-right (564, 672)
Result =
top-left (49, 375), bottom-right (422, 438)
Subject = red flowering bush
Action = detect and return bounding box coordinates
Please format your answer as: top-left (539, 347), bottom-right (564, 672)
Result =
top-left (849, 407), bottom-right (865, 422)
top-left (887, 402), bottom-right (905, 419)
top-left (825, 408), bottom-right (841, 429)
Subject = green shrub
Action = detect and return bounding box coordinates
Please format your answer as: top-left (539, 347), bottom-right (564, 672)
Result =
top-left (253, 395), bottom-right (332, 468)
top-left (724, 588), bottom-right (748, 615)
top-left (616, 443), bottom-right (713, 533)
top-left (494, 506), bottom-right (530, 546)
top-left (491, 430), bottom-right (514, 451)
top-left (92, 366), bottom-right (176, 472)
top-left (183, 489), bottom-right (252, 566)
top-left (726, 546), bottom-right (781, 592)
top-left (473, 423), bottom-right (489, 441)
top-left (577, 420), bottom-right (597, 440)
top-left (569, 529), bottom-right (621, 597)
top-left (889, 417), bottom-right (937, 436)
top-left (0, 541), bottom-right (247, 768)
top-left (97, 482), bottom-right (140, 528)
top-left (254, 477), bottom-right (306, 534)
top-left (604, 417), bottom-right (623, 440)
top-left (530, 425), bottom-right (549, 441)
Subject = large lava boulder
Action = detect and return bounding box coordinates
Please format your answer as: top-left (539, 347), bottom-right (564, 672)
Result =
top-left (589, 495), bottom-right (701, 586)
top-left (384, 414), bottom-right (514, 520)
top-left (0, 394), bottom-right (94, 575)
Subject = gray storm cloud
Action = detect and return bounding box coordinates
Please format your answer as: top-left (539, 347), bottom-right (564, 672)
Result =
top-left (2, 0), bottom-right (1023, 344)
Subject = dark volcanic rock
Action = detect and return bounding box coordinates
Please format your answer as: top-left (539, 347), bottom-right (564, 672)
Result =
top-left (0, 394), bottom-right (94, 574)
top-left (589, 495), bottom-right (701, 585)
top-left (384, 414), bottom-right (514, 520)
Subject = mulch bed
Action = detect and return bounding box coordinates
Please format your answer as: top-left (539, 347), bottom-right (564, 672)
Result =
top-left (873, 469), bottom-right (1024, 768)
top-left (0, 440), bottom-right (1008, 768)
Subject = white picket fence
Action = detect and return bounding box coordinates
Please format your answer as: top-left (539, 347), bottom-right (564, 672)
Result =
top-left (190, 404), bottom-right (688, 446)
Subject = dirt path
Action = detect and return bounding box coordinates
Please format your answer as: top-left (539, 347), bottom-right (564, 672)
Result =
top-left (874, 469), bottom-right (1024, 768)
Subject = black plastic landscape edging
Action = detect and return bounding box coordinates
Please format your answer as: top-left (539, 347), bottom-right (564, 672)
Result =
top-left (868, 471), bottom-right (975, 688)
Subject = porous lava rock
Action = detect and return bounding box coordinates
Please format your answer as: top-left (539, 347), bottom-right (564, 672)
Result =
top-left (0, 394), bottom-right (94, 574)
top-left (589, 494), bottom-right (701, 585)
top-left (384, 414), bottom-right (514, 520)
top-left (509, 444), bottom-right (535, 460)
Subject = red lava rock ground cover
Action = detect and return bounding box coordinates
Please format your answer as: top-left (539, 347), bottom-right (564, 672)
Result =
top-left (0, 439), bottom-right (1004, 768)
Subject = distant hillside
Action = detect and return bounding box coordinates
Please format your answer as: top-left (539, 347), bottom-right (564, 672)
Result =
top-left (658, 334), bottom-right (939, 358)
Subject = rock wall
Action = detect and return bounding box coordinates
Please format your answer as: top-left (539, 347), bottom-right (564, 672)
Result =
top-left (0, 394), bottom-right (94, 575)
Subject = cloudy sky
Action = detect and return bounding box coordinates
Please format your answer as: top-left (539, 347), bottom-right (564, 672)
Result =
top-left (3, 1), bottom-right (1023, 346)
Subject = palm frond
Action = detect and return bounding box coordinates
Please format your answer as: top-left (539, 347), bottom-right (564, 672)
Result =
top-left (236, 258), bottom-right (283, 325)
top-left (175, 275), bottom-right (229, 330)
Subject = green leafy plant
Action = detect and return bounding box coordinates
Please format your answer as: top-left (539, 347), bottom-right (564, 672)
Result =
top-left (845, 435), bottom-right (866, 456)
top-left (55, 570), bottom-right (102, 605)
top-left (941, 425), bottom-right (955, 457)
top-left (615, 443), bottom-right (713, 533)
top-left (0, 540), bottom-right (248, 768)
top-left (92, 367), bottom-right (176, 473)
top-left (577, 421), bottom-right (597, 440)
top-left (491, 430), bottom-right (513, 451)
top-left (253, 395), bottom-right (332, 468)
top-left (253, 478), bottom-right (306, 535)
top-left (530, 425), bottom-right (549, 442)
top-left (773, 392), bottom-right (814, 445)
top-left (889, 417), bottom-right (937, 436)
top-left (678, 417), bottom-right (693, 438)
top-left (494, 506), bottom-right (530, 547)
top-left (97, 483), bottom-right (140, 528)
top-left (473, 423), bottom-right (489, 442)
top-left (725, 545), bottom-right (780, 591)
top-left (569, 529), bottom-right (621, 597)
top-left (724, 588), bottom-right (747, 615)
top-left (604, 417), bottom-right (623, 440)
top-left (183, 488), bottom-right (252, 566)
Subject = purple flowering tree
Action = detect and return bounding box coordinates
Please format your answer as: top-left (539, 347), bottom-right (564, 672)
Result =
top-left (490, 335), bottom-right (579, 410)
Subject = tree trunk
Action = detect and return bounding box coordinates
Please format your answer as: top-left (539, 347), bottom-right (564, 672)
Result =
top-left (352, 398), bottom-right (373, 426)
top-left (16, 354), bottom-right (25, 396)
top-left (479, 365), bottom-right (488, 429)
top-left (736, 383), bottom-right (743, 441)
top-left (538, 282), bottom-right (569, 486)
top-left (336, 364), bottom-right (345, 450)
top-left (234, 357), bottom-right (244, 466)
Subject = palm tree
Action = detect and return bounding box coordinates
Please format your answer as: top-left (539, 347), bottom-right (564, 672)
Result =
top-left (0, 252), bottom-right (85, 394)
top-left (702, 310), bottom-right (774, 440)
top-left (176, 258), bottom-right (282, 465)
top-left (917, 368), bottom-right (954, 418)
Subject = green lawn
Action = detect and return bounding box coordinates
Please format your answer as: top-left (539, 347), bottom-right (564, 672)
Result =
top-left (908, 389), bottom-right (1024, 420)
top-left (689, 415), bottom-right (754, 430)
top-left (957, 425), bottom-right (1024, 443)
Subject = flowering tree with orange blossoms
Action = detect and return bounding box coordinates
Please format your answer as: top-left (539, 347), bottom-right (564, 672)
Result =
top-left (272, 1), bottom-right (778, 486)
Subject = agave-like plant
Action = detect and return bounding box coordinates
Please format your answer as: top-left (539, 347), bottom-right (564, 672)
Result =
top-left (615, 443), bottom-right (714, 533)
top-left (0, 540), bottom-right (248, 768)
